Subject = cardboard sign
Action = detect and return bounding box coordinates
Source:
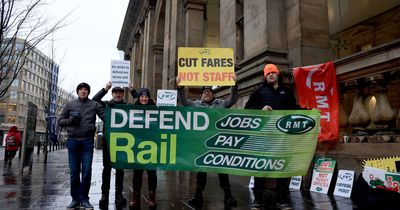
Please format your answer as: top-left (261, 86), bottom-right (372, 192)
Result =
top-left (248, 176), bottom-right (255, 189)
top-left (111, 60), bottom-right (130, 87)
top-left (177, 47), bottom-right (235, 86)
top-left (289, 176), bottom-right (302, 190)
top-left (333, 170), bottom-right (354, 197)
top-left (156, 90), bottom-right (177, 107)
top-left (310, 158), bottom-right (336, 194)
top-left (363, 166), bottom-right (400, 193)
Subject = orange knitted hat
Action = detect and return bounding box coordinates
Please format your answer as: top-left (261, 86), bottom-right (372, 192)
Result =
top-left (263, 64), bottom-right (280, 77)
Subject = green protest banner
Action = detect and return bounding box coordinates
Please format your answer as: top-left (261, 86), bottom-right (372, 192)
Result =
top-left (105, 104), bottom-right (320, 178)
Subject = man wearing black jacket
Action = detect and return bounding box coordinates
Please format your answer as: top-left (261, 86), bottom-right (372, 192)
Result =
top-left (92, 81), bottom-right (136, 209)
top-left (245, 64), bottom-right (298, 210)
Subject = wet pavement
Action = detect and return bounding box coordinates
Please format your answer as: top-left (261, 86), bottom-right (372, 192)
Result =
top-left (0, 147), bottom-right (356, 210)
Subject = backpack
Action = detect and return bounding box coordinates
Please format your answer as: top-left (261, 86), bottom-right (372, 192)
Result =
top-left (6, 135), bottom-right (17, 146)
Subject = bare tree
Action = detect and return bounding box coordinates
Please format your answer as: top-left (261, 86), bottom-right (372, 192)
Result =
top-left (0, 0), bottom-right (68, 99)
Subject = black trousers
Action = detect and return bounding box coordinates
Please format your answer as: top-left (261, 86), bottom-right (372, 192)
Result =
top-left (5, 150), bottom-right (17, 161)
top-left (253, 177), bottom-right (289, 201)
top-left (132, 169), bottom-right (157, 192)
top-left (101, 138), bottom-right (124, 195)
top-left (196, 172), bottom-right (231, 191)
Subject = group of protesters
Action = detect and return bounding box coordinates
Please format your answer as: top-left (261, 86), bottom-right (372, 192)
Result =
top-left (59, 63), bottom-right (296, 210)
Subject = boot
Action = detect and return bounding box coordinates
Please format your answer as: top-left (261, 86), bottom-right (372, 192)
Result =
top-left (223, 189), bottom-right (238, 207)
top-left (115, 193), bottom-right (127, 207)
top-left (187, 190), bottom-right (203, 208)
top-left (99, 193), bottom-right (109, 209)
top-left (8, 160), bottom-right (12, 168)
top-left (251, 189), bottom-right (263, 210)
top-left (148, 191), bottom-right (157, 208)
top-left (129, 191), bottom-right (140, 209)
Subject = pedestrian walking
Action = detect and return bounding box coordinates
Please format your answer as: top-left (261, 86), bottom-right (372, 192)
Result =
top-left (128, 88), bottom-right (158, 209)
top-left (176, 75), bottom-right (239, 209)
top-left (58, 82), bottom-right (104, 210)
top-left (4, 126), bottom-right (21, 168)
top-left (92, 81), bottom-right (137, 209)
top-left (245, 64), bottom-right (298, 210)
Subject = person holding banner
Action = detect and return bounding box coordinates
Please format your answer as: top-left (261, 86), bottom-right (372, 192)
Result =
top-left (245, 64), bottom-right (298, 210)
top-left (58, 82), bottom-right (104, 210)
top-left (176, 75), bottom-right (239, 208)
top-left (129, 87), bottom-right (158, 209)
top-left (92, 81), bottom-right (137, 209)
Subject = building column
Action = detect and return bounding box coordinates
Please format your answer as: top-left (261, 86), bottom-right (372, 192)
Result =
top-left (286, 0), bottom-right (334, 67)
top-left (141, 0), bottom-right (156, 94)
top-left (164, 0), bottom-right (185, 89)
top-left (243, 0), bottom-right (287, 57)
top-left (183, 0), bottom-right (206, 47)
top-left (131, 34), bottom-right (142, 93)
top-left (153, 44), bottom-right (164, 91)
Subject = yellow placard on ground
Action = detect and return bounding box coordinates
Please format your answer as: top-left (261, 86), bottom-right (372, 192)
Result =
top-left (363, 156), bottom-right (400, 173)
top-left (177, 47), bottom-right (235, 86)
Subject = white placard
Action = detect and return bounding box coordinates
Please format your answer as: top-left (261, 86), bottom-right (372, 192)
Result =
top-left (289, 176), bottom-right (302, 190)
top-left (156, 89), bottom-right (177, 107)
top-left (310, 160), bottom-right (336, 194)
top-left (333, 170), bottom-right (354, 197)
top-left (110, 60), bottom-right (130, 87)
top-left (248, 176), bottom-right (254, 189)
top-left (2, 133), bottom-right (7, 147)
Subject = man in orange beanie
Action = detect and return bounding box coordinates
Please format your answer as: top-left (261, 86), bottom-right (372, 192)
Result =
top-left (245, 64), bottom-right (298, 210)
top-left (263, 64), bottom-right (280, 78)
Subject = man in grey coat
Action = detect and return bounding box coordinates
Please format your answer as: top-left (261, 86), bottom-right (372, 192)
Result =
top-left (176, 75), bottom-right (239, 209)
top-left (59, 82), bottom-right (104, 210)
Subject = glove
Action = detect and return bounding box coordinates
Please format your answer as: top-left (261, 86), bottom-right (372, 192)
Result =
top-left (107, 101), bottom-right (116, 108)
top-left (69, 111), bottom-right (81, 125)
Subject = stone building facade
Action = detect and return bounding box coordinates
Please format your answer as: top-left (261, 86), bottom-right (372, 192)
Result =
top-left (117, 0), bottom-right (400, 178)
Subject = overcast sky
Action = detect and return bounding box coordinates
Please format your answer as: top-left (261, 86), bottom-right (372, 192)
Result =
top-left (38, 0), bottom-right (129, 100)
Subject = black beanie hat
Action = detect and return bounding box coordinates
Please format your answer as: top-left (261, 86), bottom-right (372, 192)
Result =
top-left (76, 82), bottom-right (91, 94)
top-left (112, 86), bottom-right (125, 93)
top-left (137, 88), bottom-right (150, 98)
top-left (201, 86), bottom-right (214, 94)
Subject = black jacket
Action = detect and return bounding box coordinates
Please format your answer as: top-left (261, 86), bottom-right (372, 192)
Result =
top-left (92, 88), bottom-right (135, 134)
top-left (245, 82), bottom-right (298, 110)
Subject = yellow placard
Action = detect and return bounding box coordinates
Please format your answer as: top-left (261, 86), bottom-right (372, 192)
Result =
top-left (363, 156), bottom-right (400, 173)
top-left (177, 47), bottom-right (235, 86)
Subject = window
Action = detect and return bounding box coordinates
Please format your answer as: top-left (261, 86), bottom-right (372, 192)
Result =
top-left (12, 79), bottom-right (19, 87)
top-left (7, 116), bottom-right (16, 123)
top-left (8, 103), bottom-right (17, 111)
top-left (9, 91), bottom-right (17, 99)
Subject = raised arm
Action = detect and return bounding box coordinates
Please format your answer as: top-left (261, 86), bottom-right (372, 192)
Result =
top-left (92, 81), bottom-right (112, 107)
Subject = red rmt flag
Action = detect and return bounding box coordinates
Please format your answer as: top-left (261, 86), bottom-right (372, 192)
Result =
top-left (293, 61), bottom-right (339, 142)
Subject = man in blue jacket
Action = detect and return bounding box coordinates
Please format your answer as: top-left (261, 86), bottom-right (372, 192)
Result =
top-left (59, 82), bottom-right (104, 210)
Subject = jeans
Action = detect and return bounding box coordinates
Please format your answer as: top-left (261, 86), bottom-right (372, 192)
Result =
top-left (67, 138), bottom-right (94, 202)
top-left (101, 138), bottom-right (124, 195)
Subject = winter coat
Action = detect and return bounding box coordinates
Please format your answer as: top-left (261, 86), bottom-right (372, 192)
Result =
top-left (58, 98), bottom-right (104, 140)
top-left (5, 127), bottom-right (21, 151)
top-left (245, 82), bottom-right (298, 110)
top-left (92, 88), bottom-right (132, 134)
top-left (178, 85), bottom-right (238, 108)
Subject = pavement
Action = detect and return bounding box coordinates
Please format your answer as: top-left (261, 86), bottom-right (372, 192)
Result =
top-left (0, 147), bottom-right (356, 210)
